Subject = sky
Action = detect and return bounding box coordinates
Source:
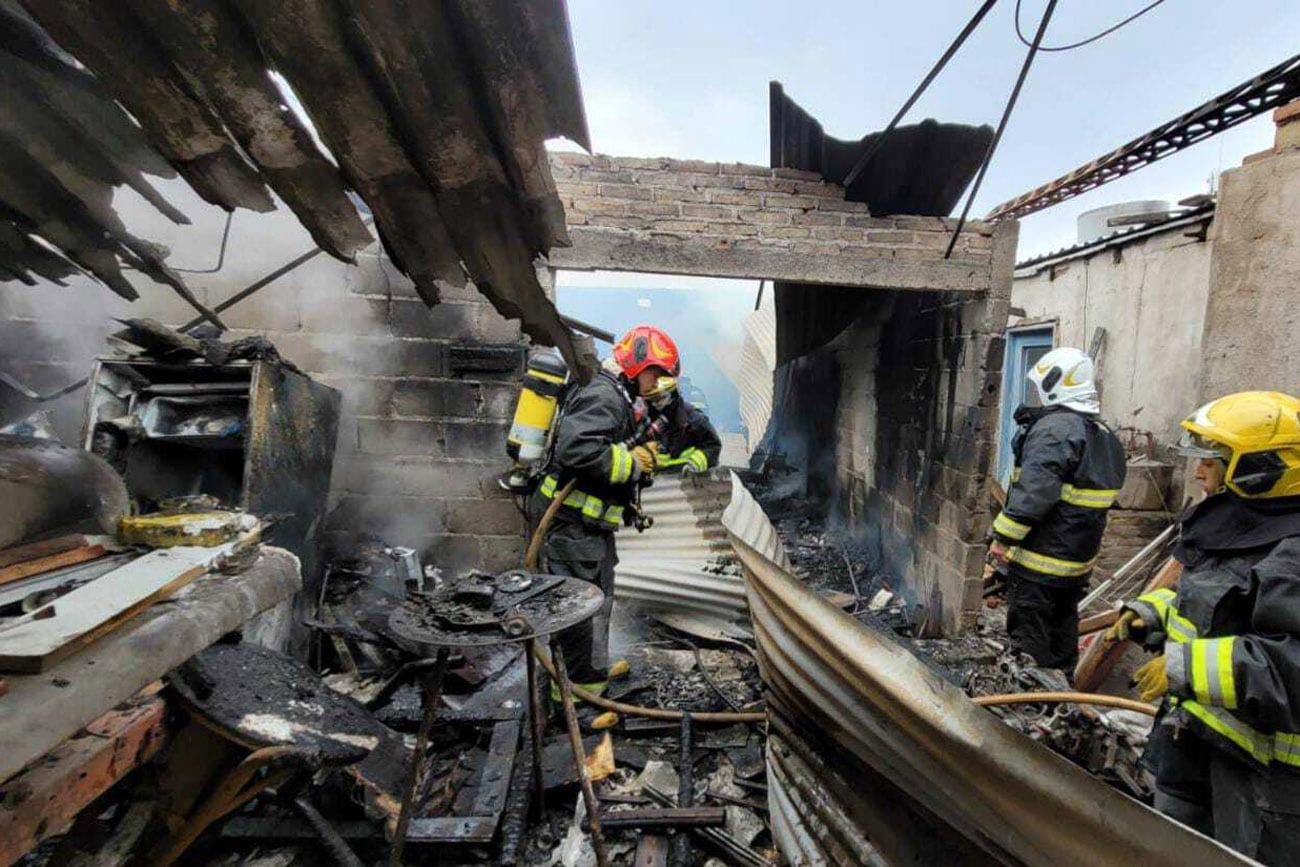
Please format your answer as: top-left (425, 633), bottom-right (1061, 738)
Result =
top-left (554, 0), bottom-right (1300, 260)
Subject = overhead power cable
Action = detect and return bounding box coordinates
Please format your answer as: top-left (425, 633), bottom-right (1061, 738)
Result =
top-left (843, 0), bottom-right (1001, 189)
top-left (945, 0), bottom-right (1059, 258)
top-left (1015, 0), bottom-right (1169, 52)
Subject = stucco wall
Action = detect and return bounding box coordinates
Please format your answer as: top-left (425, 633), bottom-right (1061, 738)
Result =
top-left (1201, 147), bottom-right (1300, 401)
top-left (1011, 223), bottom-right (1213, 446)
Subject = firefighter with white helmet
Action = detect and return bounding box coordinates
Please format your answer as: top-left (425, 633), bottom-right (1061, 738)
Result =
top-left (1108, 391), bottom-right (1300, 861)
top-left (988, 346), bottom-right (1127, 670)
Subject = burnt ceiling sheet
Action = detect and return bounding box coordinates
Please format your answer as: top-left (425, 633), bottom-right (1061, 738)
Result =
top-left (769, 82), bottom-right (992, 364)
top-left (0, 0), bottom-right (590, 368)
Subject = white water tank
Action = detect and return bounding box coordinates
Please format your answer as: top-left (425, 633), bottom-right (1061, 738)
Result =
top-left (1077, 200), bottom-right (1170, 244)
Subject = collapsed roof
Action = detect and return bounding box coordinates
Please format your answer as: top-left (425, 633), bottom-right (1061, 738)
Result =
top-left (768, 83), bottom-right (994, 363)
top-left (0, 0), bottom-right (590, 367)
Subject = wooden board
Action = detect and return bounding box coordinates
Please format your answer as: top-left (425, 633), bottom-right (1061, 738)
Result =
top-left (0, 544), bottom-right (234, 673)
top-left (0, 545), bottom-right (107, 588)
top-left (0, 687), bottom-right (169, 866)
top-left (1079, 608), bottom-right (1121, 635)
top-left (0, 535), bottom-right (87, 570)
top-left (0, 548), bottom-right (300, 784)
top-left (1075, 557), bottom-right (1183, 691)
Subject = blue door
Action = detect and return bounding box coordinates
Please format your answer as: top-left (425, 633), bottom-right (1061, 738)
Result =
top-left (997, 327), bottom-right (1055, 485)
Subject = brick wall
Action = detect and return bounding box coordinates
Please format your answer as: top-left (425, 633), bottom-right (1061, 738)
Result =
top-left (550, 154), bottom-right (994, 292)
top-left (0, 180), bottom-right (527, 577)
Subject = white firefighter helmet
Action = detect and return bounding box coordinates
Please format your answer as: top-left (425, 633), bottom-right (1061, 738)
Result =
top-left (1027, 347), bottom-right (1100, 414)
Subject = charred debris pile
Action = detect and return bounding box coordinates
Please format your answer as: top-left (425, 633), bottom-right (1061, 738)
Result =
top-left (746, 463), bottom-right (1155, 804)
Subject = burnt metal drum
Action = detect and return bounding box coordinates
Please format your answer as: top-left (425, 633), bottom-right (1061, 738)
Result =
top-left (388, 575), bottom-right (603, 650)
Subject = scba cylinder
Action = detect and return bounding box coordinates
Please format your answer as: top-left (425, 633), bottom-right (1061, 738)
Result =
top-left (506, 351), bottom-right (568, 464)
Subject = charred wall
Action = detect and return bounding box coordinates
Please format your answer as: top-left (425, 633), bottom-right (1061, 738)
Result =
top-left (0, 183), bottom-right (528, 578)
top-left (770, 222), bottom-right (1017, 634)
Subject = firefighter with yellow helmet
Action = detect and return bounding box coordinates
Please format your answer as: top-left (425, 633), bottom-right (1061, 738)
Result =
top-left (1108, 391), bottom-right (1300, 861)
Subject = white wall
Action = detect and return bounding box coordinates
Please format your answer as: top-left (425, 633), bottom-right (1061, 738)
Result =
top-left (1010, 225), bottom-right (1213, 447)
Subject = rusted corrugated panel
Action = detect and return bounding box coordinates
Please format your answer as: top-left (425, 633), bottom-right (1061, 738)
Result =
top-left (123, 0), bottom-right (372, 262)
top-left (4, 0), bottom-right (590, 372)
top-left (614, 472), bottom-right (747, 617)
top-left (770, 82), bottom-right (991, 219)
top-left (720, 473), bottom-right (1252, 867)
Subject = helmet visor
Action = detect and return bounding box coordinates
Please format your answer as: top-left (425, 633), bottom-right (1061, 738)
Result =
top-left (646, 376), bottom-right (678, 411)
top-left (1176, 429), bottom-right (1232, 461)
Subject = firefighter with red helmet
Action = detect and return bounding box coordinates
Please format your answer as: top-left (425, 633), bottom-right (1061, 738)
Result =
top-left (531, 326), bottom-right (718, 696)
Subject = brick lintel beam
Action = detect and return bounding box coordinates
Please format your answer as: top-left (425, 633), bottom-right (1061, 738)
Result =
top-left (549, 227), bottom-right (991, 293)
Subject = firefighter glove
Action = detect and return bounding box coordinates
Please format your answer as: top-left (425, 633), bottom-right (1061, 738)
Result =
top-left (679, 447), bottom-right (709, 474)
top-left (1104, 609), bottom-right (1147, 645)
top-left (1132, 654), bottom-right (1169, 703)
top-left (631, 442), bottom-right (659, 476)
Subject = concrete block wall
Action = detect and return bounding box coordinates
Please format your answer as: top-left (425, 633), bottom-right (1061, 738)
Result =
top-left (782, 221), bottom-right (1018, 635)
top-left (0, 180), bottom-right (528, 577)
top-left (1200, 147), bottom-right (1300, 402)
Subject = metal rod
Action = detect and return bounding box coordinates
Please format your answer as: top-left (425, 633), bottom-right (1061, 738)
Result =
top-left (559, 314), bottom-right (615, 344)
top-left (670, 712), bottom-right (694, 867)
top-left (550, 638), bottom-right (611, 867)
top-left (843, 0), bottom-right (1000, 189)
top-left (526, 638), bottom-right (547, 820)
top-left (180, 217), bottom-right (376, 333)
top-left (944, 0), bottom-right (1058, 259)
top-left (389, 646), bottom-right (450, 867)
top-left (291, 795), bottom-right (365, 867)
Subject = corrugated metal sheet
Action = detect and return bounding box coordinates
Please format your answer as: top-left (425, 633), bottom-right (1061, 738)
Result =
top-left (768, 82), bottom-right (992, 363)
top-left (770, 82), bottom-right (992, 218)
top-left (736, 292), bottom-right (776, 454)
top-left (613, 471), bottom-right (747, 617)
top-left (719, 473), bottom-right (1253, 867)
top-left (4, 0), bottom-right (590, 371)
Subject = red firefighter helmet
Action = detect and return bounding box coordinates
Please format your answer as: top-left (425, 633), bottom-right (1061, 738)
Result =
top-left (612, 325), bottom-right (681, 379)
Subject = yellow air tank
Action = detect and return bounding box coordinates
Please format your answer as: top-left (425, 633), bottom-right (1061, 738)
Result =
top-left (506, 350), bottom-right (568, 473)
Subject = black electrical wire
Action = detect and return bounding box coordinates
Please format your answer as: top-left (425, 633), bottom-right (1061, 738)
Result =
top-left (843, 0), bottom-right (1001, 189)
top-left (945, 0), bottom-right (1059, 258)
top-left (1015, 0), bottom-right (1169, 52)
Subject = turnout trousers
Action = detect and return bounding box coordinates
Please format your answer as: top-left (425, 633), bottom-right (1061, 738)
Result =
top-left (539, 516), bottom-right (617, 685)
top-left (1148, 719), bottom-right (1300, 864)
top-left (1005, 571), bottom-right (1085, 673)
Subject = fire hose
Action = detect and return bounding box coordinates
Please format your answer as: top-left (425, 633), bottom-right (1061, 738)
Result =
top-left (524, 483), bottom-right (1155, 723)
top-left (973, 691), bottom-right (1158, 717)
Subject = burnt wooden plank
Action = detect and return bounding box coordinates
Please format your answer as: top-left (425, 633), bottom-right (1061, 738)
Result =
top-left (125, 0), bottom-right (372, 262)
top-left (0, 689), bottom-right (168, 864)
top-left (594, 807), bottom-right (727, 830)
top-left (0, 544), bottom-right (105, 587)
top-left (229, 0), bottom-right (465, 303)
top-left (18, 0), bottom-right (273, 212)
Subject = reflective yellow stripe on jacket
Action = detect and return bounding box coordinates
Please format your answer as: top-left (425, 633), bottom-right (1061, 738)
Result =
top-left (991, 511), bottom-right (1031, 541)
top-left (608, 444), bottom-right (634, 484)
top-left (1151, 596), bottom-right (1300, 768)
top-left (1006, 547), bottom-right (1096, 578)
top-left (539, 475), bottom-right (624, 527)
top-left (1059, 483), bottom-right (1119, 508)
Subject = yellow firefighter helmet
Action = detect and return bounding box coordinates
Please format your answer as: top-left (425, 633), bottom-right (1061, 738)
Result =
top-left (1177, 391), bottom-right (1300, 498)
